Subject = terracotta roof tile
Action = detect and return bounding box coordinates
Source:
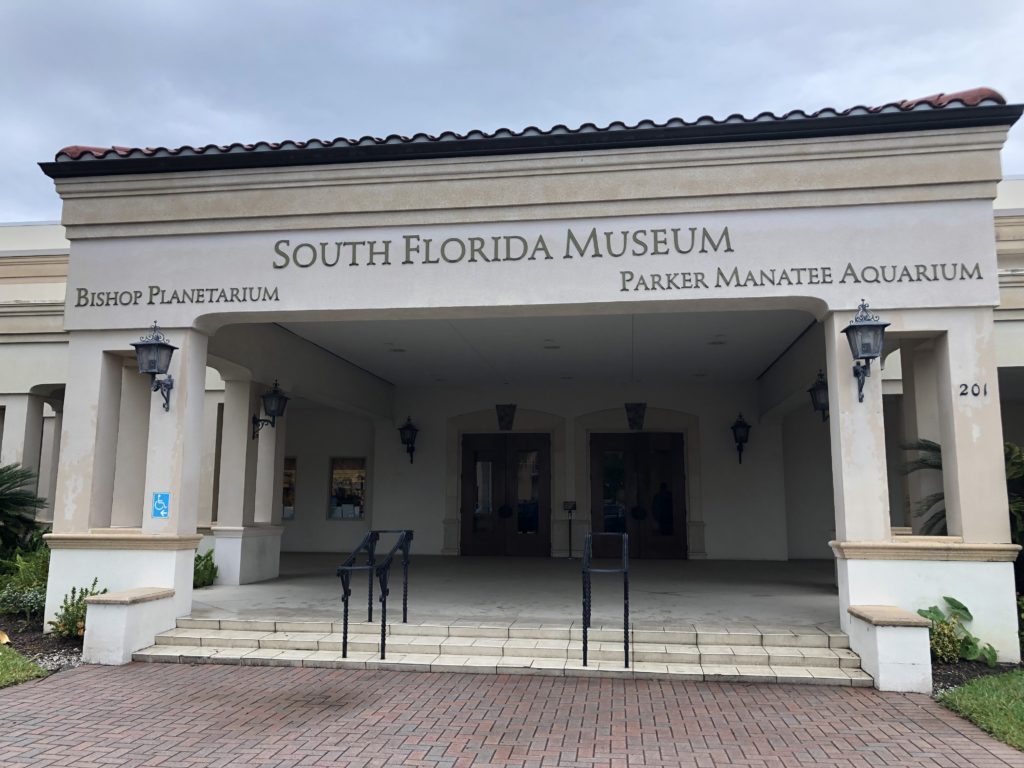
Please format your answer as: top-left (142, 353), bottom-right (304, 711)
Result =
top-left (41, 87), bottom-right (1018, 178)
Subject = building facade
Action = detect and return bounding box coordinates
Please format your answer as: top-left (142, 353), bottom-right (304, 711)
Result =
top-left (2, 86), bottom-right (1022, 688)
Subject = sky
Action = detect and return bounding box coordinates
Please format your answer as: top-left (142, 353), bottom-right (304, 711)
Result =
top-left (2, 0), bottom-right (1023, 222)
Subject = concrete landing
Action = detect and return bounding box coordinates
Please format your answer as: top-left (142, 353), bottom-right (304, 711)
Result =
top-left (191, 554), bottom-right (840, 626)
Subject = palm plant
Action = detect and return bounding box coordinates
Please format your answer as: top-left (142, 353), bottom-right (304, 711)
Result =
top-left (902, 438), bottom-right (946, 534)
top-left (902, 440), bottom-right (1024, 543)
top-left (0, 464), bottom-right (46, 558)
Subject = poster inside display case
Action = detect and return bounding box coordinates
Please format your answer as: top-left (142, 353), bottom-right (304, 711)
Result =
top-left (281, 457), bottom-right (296, 521)
top-left (328, 457), bottom-right (366, 520)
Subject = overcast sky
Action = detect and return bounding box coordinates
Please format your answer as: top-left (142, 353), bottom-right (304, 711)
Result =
top-left (2, 1), bottom-right (1022, 222)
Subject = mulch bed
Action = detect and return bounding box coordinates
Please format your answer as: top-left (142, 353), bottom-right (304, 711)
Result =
top-left (933, 660), bottom-right (1023, 695)
top-left (0, 613), bottom-right (82, 673)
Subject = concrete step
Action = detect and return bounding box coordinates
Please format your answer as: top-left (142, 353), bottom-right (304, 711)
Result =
top-left (132, 644), bottom-right (872, 687)
top-left (154, 626), bottom-right (860, 669)
top-left (175, 617), bottom-right (850, 649)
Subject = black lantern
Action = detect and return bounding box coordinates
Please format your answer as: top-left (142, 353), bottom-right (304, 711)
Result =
top-left (840, 299), bottom-right (890, 403)
top-left (496, 403), bottom-right (517, 431)
top-left (624, 402), bottom-right (647, 431)
top-left (730, 413), bottom-right (751, 464)
top-left (131, 322), bottom-right (177, 412)
top-left (252, 380), bottom-right (290, 439)
top-left (398, 417), bottom-right (419, 464)
top-left (807, 370), bottom-right (829, 421)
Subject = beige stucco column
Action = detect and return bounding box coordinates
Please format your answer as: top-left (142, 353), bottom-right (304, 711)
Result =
top-left (197, 389), bottom-right (224, 531)
top-left (50, 332), bottom-right (123, 533)
top-left (141, 327), bottom-right (209, 538)
top-left (110, 362), bottom-right (152, 528)
top-left (934, 308), bottom-right (1010, 543)
top-left (254, 411), bottom-right (286, 525)
top-left (212, 378), bottom-right (279, 584)
top-left (825, 311), bottom-right (891, 542)
top-left (899, 341), bottom-right (944, 531)
top-left (36, 405), bottom-right (61, 523)
top-left (0, 394), bottom-right (45, 490)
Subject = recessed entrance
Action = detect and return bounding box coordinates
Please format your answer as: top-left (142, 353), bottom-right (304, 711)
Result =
top-left (590, 433), bottom-right (687, 559)
top-left (460, 433), bottom-right (551, 556)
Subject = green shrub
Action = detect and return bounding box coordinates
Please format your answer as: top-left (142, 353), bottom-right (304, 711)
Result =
top-left (193, 550), bottom-right (217, 588)
top-left (0, 545), bottom-right (50, 623)
top-left (930, 618), bottom-right (961, 664)
top-left (47, 578), bottom-right (106, 638)
top-left (0, 583), bottom-right (45, 623)
top-left (918, 596), bottom-right (997, 667)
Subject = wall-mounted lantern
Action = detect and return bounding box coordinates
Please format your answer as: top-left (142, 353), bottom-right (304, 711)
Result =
top-left (251, 380), bottom-right (290, 439)
top-left (625, 402), bottom-right (647, 431)
top-left (807, 370), bottom-right (829, 421)
top-left (840, 299), bottom-right (890, 403)
top-left (730, 413), bottom-right (751, 464)
top-left (131, 322), bottom-right (177, 412)
top-left (496, 403), bottom-right (517, 431)
top-left (398, 417), bottom-right (419, 464)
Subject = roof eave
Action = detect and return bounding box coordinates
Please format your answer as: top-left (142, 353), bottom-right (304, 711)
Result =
top-left (38, 103), bottom-right (1024, 180)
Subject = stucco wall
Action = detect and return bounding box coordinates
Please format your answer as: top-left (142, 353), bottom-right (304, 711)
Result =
top-left (782, 405), bottom-right (834, 559)
top-left (280, 406), bottom-right (375, 553)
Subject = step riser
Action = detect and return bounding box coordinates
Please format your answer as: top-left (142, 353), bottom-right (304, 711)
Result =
top-left (153, 637), bottom-right (854, 668)
top-left (175, 619), bottom-right (847, 649)
top-left (132, 647), bottom-right (871, 687)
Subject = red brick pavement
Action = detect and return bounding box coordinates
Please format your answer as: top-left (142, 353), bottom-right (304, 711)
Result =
top-left (2, 664), bottom-right (1022, 767)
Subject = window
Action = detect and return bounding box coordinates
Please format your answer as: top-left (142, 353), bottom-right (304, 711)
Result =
top-left (328, 457), bottom-right (366, 520)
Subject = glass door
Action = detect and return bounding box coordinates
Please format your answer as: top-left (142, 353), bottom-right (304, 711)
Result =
top-left (589, 433), bottom-right (687, 559)
top-left (460, 433), bottom-right (551, 556)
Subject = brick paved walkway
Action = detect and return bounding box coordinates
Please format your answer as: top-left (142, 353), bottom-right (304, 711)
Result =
top-left (3, 664), bottom-right (1022, 767)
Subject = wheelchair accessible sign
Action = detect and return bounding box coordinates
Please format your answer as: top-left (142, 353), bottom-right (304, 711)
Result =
top-left (151, 492), bottom-right (170, 519)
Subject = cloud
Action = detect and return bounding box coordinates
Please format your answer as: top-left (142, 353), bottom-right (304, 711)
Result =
top-left (2, 0), bottom-right (1022, 220)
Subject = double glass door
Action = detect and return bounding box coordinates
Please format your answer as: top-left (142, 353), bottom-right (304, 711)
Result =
top-left (590, 433), bottom-right (687, 559)
top-left (460, 433), bottom-right (551, 556)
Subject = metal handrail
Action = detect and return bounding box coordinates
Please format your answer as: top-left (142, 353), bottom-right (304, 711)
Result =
top-left (581, 532), bottom-right (629, 667)
top-left (336, 529), bottom-right (413, 658)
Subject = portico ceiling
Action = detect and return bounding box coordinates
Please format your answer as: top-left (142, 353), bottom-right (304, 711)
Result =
top-left (281, 309), bottom-right (815, 387)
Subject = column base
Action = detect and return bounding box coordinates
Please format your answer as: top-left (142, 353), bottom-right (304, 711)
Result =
top-left (834, 549), bottom-right (1021, 664)
top-left (211, 525), bottom-right (283, 585)
top-left (44, 533), bottom-right (199, 628)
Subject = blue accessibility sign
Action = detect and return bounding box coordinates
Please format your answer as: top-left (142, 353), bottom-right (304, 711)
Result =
top-left (151, 492), bottom-right (170, 519)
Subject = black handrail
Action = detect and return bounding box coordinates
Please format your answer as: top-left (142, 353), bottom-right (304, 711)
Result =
top-left (336, 529), bottom-right (413, 658)
top-left (581, 532), bottom-right (629, 668)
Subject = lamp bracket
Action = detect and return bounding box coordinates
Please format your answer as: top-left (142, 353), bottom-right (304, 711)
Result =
top-left (151, 374), bottom-right (174, 412)
top-left (251, 413), bottom-right (276, 440)
top-left (853, 360), bottom-right (872, 403)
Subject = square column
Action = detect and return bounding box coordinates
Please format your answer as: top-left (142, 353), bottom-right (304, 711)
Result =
top-left (254, 412), bottom-right (287, 525)
top-left (212, 379), bottom-right (279, 584)
top-left (825, 311), bottom-right (891, 542)
top-left (899, 342), bottom-right (944, 531)
top-left (36, 406), bottom-right (62, 523)
top-left (934, 308), bottom-right (1010, 543)
top-left (1, 394), bottom-right (45, 489)
top-left (50, 333), bottom-right (124, 533)
top-left (111, 363), bottom-right (152, 528)
top-left (141, 328), bottom-right (209, 537)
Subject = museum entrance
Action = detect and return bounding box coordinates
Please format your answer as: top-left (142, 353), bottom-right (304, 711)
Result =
top-left (590, 432), bottom-right (688, 559)
top-left (460, 433), bottom-right (552, 556)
